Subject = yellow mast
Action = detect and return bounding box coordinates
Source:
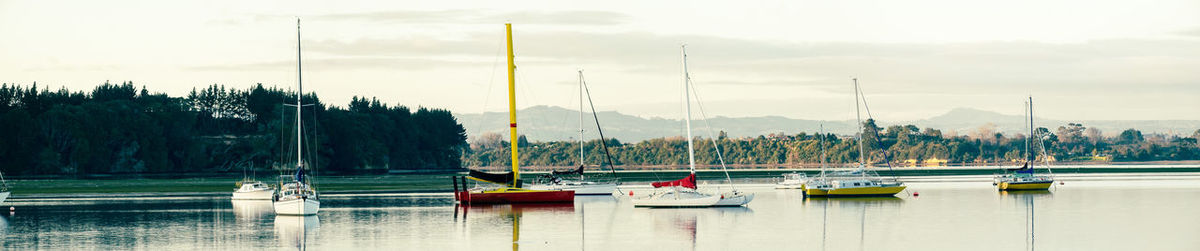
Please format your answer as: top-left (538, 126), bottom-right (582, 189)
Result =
top-left (506, 23), bottom-right (520, 188)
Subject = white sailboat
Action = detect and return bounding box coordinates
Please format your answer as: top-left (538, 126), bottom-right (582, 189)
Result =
top-left (632, 45), bottom-right (752, 207)
top-left (273, 18), bottom-right (320, 216)
top-left (528, 70), bottom-right (618, 195)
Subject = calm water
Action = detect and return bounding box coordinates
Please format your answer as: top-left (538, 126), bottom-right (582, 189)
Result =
top-left (3, 174), bottom-right (1199, 250)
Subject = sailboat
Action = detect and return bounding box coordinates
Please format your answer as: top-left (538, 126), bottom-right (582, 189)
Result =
top-left (453, 23), bottom-right (575, 204)
top-left (233, 165), bottom-right (275, 200)
top-left (273, 18), bottom-right (320, 216)
top-left (528, 70), bottom-right (619, 195)
top-left (994, 97), bottom-right (1055, 191)
top-left (803, 79), bottom-right (906, 197)
top-left (631, 45), bottom-right (752, 207)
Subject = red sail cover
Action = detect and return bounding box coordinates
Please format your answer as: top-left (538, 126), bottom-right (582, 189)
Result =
top-left (651, 173), bottom-right (696, 189)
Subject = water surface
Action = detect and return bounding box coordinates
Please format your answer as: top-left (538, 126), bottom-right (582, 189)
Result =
top-left (3, 175), bottom-right (1198, 250)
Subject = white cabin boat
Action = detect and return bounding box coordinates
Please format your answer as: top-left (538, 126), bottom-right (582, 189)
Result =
top-left (232, 181), bottom-right (275, 200)
top-left (775, 173), bottom-right (808, 189)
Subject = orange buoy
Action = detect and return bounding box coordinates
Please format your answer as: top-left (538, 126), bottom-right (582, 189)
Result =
top-left (628, 191), bottom-right (634, 196)
top-left (913, 192), bottom-right (920, 197)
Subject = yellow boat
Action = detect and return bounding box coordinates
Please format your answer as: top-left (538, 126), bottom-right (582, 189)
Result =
top-left (804, 178), bottom-right (906, 197)
top-left (995, 170), bottom-right (1054, 191)
top-left (994, 97), bottom-right (1055, 192)
top-left (997, 180), bottom-right (1052, 190)
top-left (802, 80), bottom-right (907, 198)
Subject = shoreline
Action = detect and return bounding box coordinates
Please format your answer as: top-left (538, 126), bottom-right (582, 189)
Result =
top-left (4, 165), bottom-right (1198, 199)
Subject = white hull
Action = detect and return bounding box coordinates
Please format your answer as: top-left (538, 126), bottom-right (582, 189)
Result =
top-left (0, 191), bottom-right (8, 205)
top-left (775, 184), bottom-right (804, 189)
top-left (274, 215), bottom-right (319, 248)
top-left (273, 198), bottom-right (320, 216)
top-left (232, 189), bottom-right (275, 200)
top-left (232, 200), bottom-right (274, 220)
top-left (529, 183), bottom-right (617, 195)
top-left (714, 193), bottom-right (754, 206)
top-left (631, 189), bottom-right (721, 207)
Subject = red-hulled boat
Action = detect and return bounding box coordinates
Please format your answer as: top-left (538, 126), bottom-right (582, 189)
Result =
top-left (456, 188), bottom-right (575, 204)
top-left (452, 23), bottom-right (574, 205)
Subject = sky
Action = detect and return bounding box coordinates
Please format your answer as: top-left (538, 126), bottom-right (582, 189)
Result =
top-left (1, 0), bottom-right (1198, 122)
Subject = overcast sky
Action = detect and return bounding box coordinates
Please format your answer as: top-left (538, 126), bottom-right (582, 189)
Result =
top-left (2, 0), bottom-right (1198, 122)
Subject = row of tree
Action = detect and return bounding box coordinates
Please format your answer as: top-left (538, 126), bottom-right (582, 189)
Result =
top-left (0, 82), bottom-right (467, 176)
top-left (463, 119), bottom-right (1200, 167)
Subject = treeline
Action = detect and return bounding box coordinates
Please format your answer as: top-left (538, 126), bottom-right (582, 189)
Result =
top-left (463, 119), bottom-right (1200, 167)
top-left (0, 81), bottom-right (467, 176)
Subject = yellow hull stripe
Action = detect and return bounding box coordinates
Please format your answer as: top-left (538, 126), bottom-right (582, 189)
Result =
top-left (806, 186), bottom-right (906, 196)
top-left (998, 182), bottom-right (1052, 190)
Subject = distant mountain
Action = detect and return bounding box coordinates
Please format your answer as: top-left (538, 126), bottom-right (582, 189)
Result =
top-left (455, 106), bottom-right (1200, 142)
top-left (908, 107), bottom-right (1200, 137)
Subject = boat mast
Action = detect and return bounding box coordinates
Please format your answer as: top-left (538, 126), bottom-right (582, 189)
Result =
top-left (682, 45), bottom-right (697, 174)
top-left (820, 124), bottom-right (827, 177)
top-left (854, 78), bottom-right (864, 172)
top-left (1028, 96), bottom-right (1035, 167)
top-left (1024, 99), bottom-right (1030, 167)
top-left (578, 70), bottom-right (585, 170)
top-left (295, 18), bottom-right (303, 173)
top-left (505, 23), bottom-right (520, 187)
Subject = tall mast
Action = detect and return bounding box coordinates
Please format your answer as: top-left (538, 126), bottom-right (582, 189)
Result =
top-left (854, 78), bottom-right (864, 168)
top-left (578, 70), bottom-right (585, 169)
top-left (820, 124), bottom-right (827, 177)
top-left (505, 23), bottom-right (520, 187)
top-left (1024, 100), bottom-right (1030, 164)
top-left (295, 18), bottom-right (303, 171)
top-left (681, 45), bottom-right (696, 174)
top-left (1028, 96), bottom-right (1035, 166)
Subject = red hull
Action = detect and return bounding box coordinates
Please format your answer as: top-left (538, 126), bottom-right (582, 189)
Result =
top-left (456, 190), bottom-right (575, 204)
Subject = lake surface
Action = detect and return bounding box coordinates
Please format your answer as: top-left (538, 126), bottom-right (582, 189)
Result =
top-left (3, 174), bottom-right (1199, 250)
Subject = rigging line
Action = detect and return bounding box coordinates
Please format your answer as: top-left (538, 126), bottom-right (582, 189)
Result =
top-left (556, 71), bottom-right (581, 146)
top-left (685, 77), bottom-right (735, 190)
top-left (855, 80), bottom-right (900, 180)
top-left (468, 40), bottom-right (505, 143)
top-left (580, 71), bottom-right (622, 189)
top-left (308, 102), bottom-right (320, 186)
top-left (280, 103), bottom-right (287, 181)
top-left (1030, 103), bottom-right (1055, 178)
top-left (855, 82), bottom-right (876, 121)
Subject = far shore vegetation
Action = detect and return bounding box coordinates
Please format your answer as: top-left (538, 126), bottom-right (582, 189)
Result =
top-left (1, 82), bottom-right (1198, 179)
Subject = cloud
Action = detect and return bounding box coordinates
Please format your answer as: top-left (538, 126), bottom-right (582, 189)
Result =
top-left (1174, 27), bottom-right (1200, 37)
top-left (302, 30), bottom-right (1200, 93)
top-left (185, 57), bottom-right (485, 71)
top-left (313, 9), bottom-right (629, 25)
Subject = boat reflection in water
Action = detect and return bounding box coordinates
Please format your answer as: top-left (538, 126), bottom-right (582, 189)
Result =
top-left (804, 196), bottom-right (903, 251)
top-left (643, 207), bottom-right (753, 251)
top-left (231, 200), bottom-right (274, 221)
top-left (455, 203), bottom-right (575, 251)
top-left (1000, 190), bottom-right (1051, 251)
top-left (274, 215), bottom-right (319, 250)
